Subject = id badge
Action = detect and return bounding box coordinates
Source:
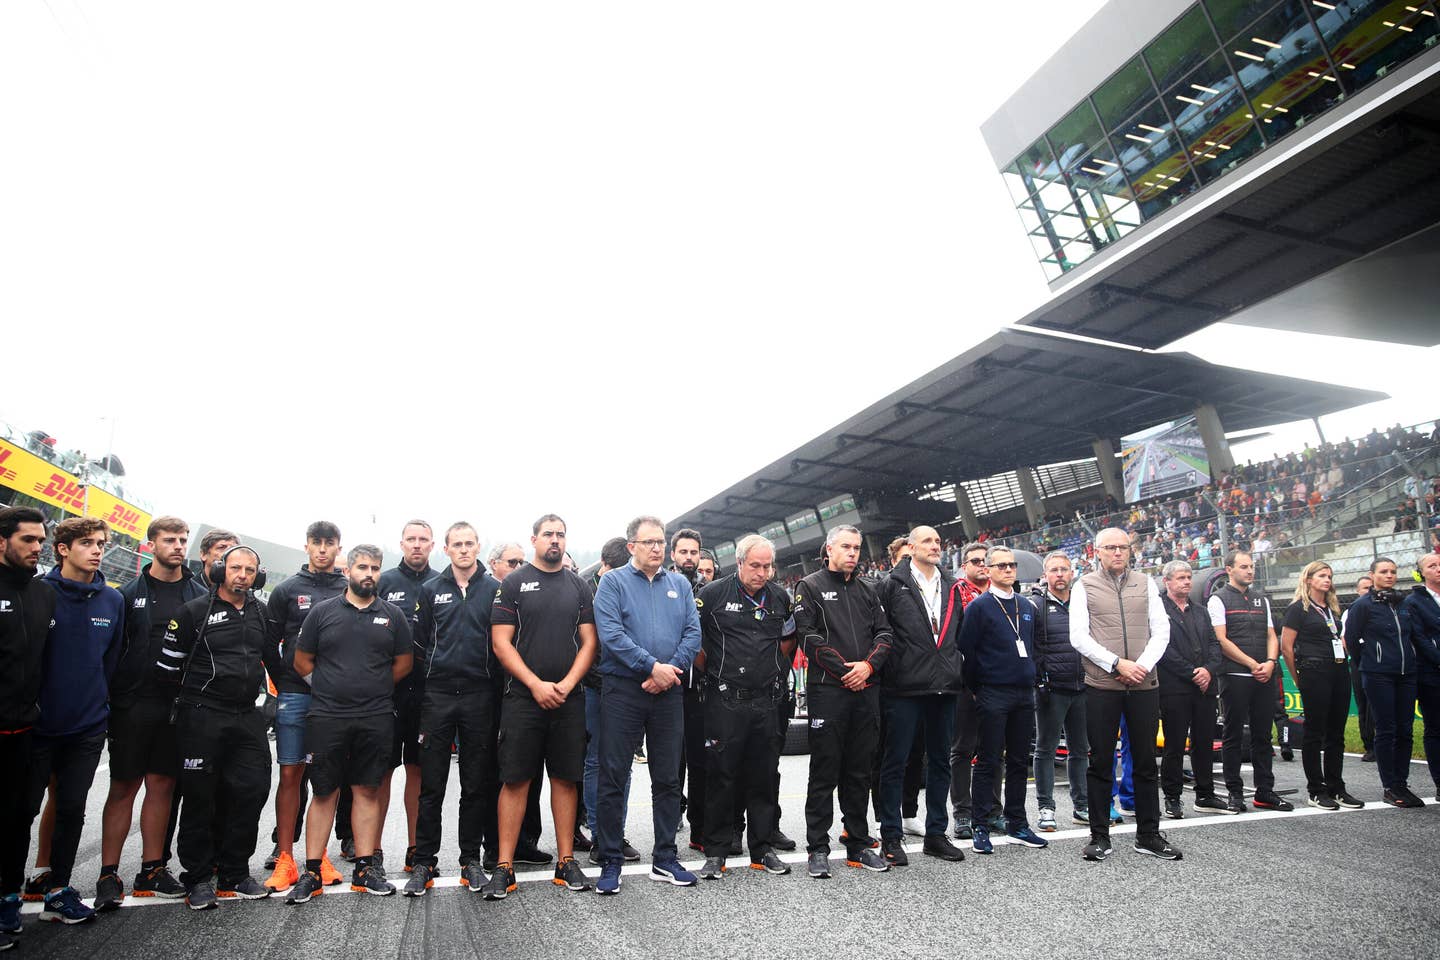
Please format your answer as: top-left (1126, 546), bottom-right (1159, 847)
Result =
top-left (1331, 634), bottom-right (1345, 659)
top-left (1016, 640), bottom-right (1028, 659)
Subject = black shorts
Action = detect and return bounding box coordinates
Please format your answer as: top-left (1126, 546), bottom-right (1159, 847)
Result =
top-left (306, 713), bottom-right (394, 795)
top-left (497, 693), bottom-right (584, 784)
top-left (391, 686), bottom-right (422, 768)
top-left (107, 698), bottom-right (179, 780)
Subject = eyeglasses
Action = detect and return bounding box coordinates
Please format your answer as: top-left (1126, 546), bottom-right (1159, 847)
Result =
top-left (1097, 544), bottom-right (1130, 553)
top-left (500, 558), bottom-right (523, 568)
top-left (988, 561), bottom-right (1017, 570)
top-left (631, 539), bottom-right (667, 550)
top-left (965, 557), bottom-right (986, 565)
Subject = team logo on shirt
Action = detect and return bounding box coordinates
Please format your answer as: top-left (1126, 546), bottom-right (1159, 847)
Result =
top-left (183, 758), bottom-right (205, 770)
top-left (820, 591), bottom-right (838, 601)
top-left (373, 616), bottom-right (389, 625)
top-left (132, 598), bottom-right (146, 609)
top-left (296, 594), bottom-right (312, 610)
top-left (725, 602), bottom-right (743, 612)
top-left (433, 593), bottom-right (453, 604)
top-left (91, 617), bottom-right (112, 628)
top-left (386, 591), bottom-right (406, 602)
top-left (520, 582), bottom-right (540, 593)
top-left (207, 611), bottom-right (228, 625)
top-left (168, 619), bottom-right (179, 630)
top-left (0, 601), bottom-right (11, 613)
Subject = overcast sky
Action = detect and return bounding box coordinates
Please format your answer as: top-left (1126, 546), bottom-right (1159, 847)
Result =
top-left (3, 1), bottom-right (1436, 561)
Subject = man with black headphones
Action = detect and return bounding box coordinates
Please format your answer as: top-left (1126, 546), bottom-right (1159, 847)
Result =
top-left (156, 544), bottom-right (274, 910)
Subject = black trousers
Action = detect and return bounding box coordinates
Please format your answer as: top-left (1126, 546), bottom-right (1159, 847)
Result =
top-left (1418, 672), bottom-right (1440, 792)
top-left (1158, 686), bottom-right (1216, 801)
top-left (804, 684), bottom-right (879, 856)
top-left (682, 684), bottom-right (707, 834)
top-left (949, 687), bottom-right (1000, 823)
top-left (25, 731), bottom-right (105, 890)
top-left (970, 686), bottom-right (1033, 830)
top-left (0, 731), bottom-right (32, 896)
top-left (174, 705), bottom-right (270, 888)
top-left (1296, 659), bottom-right (1351, 797)
top-left (872, 706), bottom-right (926, 823)
top-left (415, 685), bottom-right (494, 867)
top-left (703, 691), bottom-right (782, 859)
top-left (1347, 656), bottom-right (1374, 751)
top-left (1220, 675), bottom-right (1275, 797)
top-left (484, 687), bottom-right (542, 853)
top-left (1086, 686), bottom-right (1161, 843)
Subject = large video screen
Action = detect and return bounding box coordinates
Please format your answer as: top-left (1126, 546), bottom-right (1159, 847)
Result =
top-left (1120, 416), bottom-right (1210, 503)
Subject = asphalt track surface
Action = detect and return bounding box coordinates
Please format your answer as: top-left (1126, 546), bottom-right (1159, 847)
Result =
top-left (13, 748), bottom-right (1440, 960)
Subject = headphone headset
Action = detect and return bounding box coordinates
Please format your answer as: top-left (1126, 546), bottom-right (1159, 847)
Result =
top-left (210, 544), bottom-right (267, 592)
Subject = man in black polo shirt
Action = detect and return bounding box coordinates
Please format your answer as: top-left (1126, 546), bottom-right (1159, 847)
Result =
top-left (404, 522), bottom-right (501, 897)
top-left (483, 514), bottom-right (598, 899)
top-left (287, 545), bottom-right (413, 904)
top-left (695, 534), bottom-right (796, 880)
top-left (375, 519), bottom-right (436, 871)
top-left (156, 545), bottom-right (273, 910)
top-left (96, 516), bottom-right (208, 910)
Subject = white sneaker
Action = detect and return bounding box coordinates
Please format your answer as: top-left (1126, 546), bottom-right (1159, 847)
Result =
top-left (1037, 808), bottom-right (1057, 832)
top-left (901, 817), bottom-right (924, 837)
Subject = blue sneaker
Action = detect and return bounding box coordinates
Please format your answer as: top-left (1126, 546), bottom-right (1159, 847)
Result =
top-left (0, 895), bottom-right (19, 934)
top-left (649, 859), bottom-right (698, 887)
top-left (1109, 805), bottom-right (1123, 825)
top-left (40, 887), bottom-right (95, 925)
top-left (595, 862), bottom-right (622, 896)
top-left (970, 826), bottom-right (993, 855)
top-left (1007, 826), bottom-right (1049, 849)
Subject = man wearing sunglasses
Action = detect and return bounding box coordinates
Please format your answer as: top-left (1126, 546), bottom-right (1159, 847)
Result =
top-left (950, 542), bottom-right (1001, 840)
top-left (1069, 529), bottom-right (1181, 863)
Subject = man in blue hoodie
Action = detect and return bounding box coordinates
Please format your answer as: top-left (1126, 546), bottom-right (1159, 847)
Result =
top-left (27, 517), bottom-right (124, 924)
top-left (0, 507), bottom-right (55, 947)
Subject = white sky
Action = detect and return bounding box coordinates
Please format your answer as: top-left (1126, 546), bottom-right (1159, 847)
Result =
top-left (2, 1), bottom-right (1436, 560)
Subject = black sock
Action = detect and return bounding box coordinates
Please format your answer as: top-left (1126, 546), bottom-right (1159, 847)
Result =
top-left (355, 855), bottom-right (372, 871)
top-left (140, 859), bottom-right (163, 871)
top-left (305, 859), bottom-right (321, 875)
top-left (101, 863), bottom-right (118, 877)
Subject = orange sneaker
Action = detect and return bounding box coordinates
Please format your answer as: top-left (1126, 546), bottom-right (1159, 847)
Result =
top-left (319, 852), bottom-right (344, 886)
top-left (264, 851), bottom-right (299, 891)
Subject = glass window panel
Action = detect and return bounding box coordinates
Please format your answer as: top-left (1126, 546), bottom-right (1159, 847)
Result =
top-left (1111, 100), bottom-right (1202, 218)
top-left (1206, 0), bottom-right (1284, 42)
top-left (1076, 194), bottom-right (1142, 246)
top-left (1009, 137), bottom-right (1063, 204)
top-left (1093, 57), bottom-right (1157, 130)
top-left (1035, 177), bottom-right (1077, 222)
top-left (1229, 1), bottom-right (1339, 139)
top-left (1065, 140), bottom-right (1137, 205)
top-left (1047, 102), bottom-right (1105, 165)
top-left (1313, 1), bottom-right (1440, 95)
top-left (1062, 237), bottom-right (1098, 269)
top-left (1002, 162), bottom-right (1038, 207)
top-left (1146, 6), bottom-right (1220, 91)
top-left (1187, 120), bottom-right (1266, 183)
top-left (1027, 223), bottom-right (1069, 273)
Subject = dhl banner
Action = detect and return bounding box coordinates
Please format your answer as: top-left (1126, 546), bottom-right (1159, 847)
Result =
top-left (0, 439), bottom-right (151, 540)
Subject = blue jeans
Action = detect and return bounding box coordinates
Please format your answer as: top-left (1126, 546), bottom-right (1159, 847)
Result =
top-left (1362, 672), bottom-right (1417, 791)
top-left (1033, 687), bottom-right (1087, 814)
top-left (878, 694), bottom-right (955, 841)
top-left (1113, 713), bottom-right (1134, 808)
top-left (274, 692), bottom-right (312, 765)
top-left (597, 677), bottom-right (683, 865)
top-left (584, 685), bottom-right (630, 838)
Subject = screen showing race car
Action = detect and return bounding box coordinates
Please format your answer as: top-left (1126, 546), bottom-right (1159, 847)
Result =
top-left (1120, 416), bottom-right (1211, 503)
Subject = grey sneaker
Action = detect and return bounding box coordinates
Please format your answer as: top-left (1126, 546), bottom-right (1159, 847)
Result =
top-left (459, 862), bottom-right (486, 892)
top-left (94, 873), bottom-right (124, 912)
top-left (750, 851), bottom-right (790, 875)
top-left (807, 850), bottom-right (831, 879)
top-left (698, 856), bottom-right (726, 880)
top-left (403, 863), bottom-right (436, 897)
top-left (846, 848), bottom-right (890, 873)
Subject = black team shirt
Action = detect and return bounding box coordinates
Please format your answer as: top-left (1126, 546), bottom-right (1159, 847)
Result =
top-left (296, 593), bottom-right (412, 719)
top-left (490, 564), bottom-right (594, 699)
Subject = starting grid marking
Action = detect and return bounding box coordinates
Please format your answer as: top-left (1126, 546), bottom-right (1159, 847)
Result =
top-left (23, 796), bottom-right (1435, 914)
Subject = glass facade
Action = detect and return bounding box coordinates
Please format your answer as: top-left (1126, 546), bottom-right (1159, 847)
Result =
top-left (1004, 0), bottom-right (1440, 280)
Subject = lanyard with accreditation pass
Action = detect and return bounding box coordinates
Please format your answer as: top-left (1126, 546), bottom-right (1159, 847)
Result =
top-left (991, 593), bottom-right (1028, 659)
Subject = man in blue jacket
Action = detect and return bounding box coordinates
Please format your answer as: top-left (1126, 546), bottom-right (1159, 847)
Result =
top-left (1403, 553), bottom-right (1440, 801)
top-left (593, 515), bottom-right (701, 895)
top-left (27, 517), bottom-right (124, 924)
top-left (958, 545), bottom-right (1046, 855)
top-left (1344, 557), bottom-right (1422, 807)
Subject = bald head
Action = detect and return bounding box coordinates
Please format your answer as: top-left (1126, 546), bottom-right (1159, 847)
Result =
top-left (1095, 526), bottom-right (1132, 576)
top-left (909, 525), bottom-right (942, 574)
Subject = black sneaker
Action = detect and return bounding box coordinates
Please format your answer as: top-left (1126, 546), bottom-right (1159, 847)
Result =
top-left (1361, 750), bottom-right (1375, 762)
top-left (459, 862), bottom-right (486, 892)
top-left (1081, 839), bottom-right (1112, 862)
top-left (350, 864), bottom-right (395, 896)
top-left (1224, 795), bottom-right (1247, 815)
top-left (952, 820), bottom-right (973, 841)
top-left (921, 835), bottom-right (965, 862)
top-left (881, 838), bottom-right (909, 867)
top-left (263, 844), bottom-right (279, 871)
top-left (1192, 796), bottom-right (1227, 814)
top-left (1307, 793), bottom-right (1339, 811)
top-left (133, 863), bottom-right (185, 899)
top-left (846, 848), bottom-right (889, 873)
top-left (586, 848), bottom-right (602, 867)
top-left (186, 881), bottom-right (219, 911)
top-left (217, 876), bottom-right (271, 900)
top-left (285, 871), bottom-right (323, 905)
top-left (1253, 793), bottom-right (1294, 812)
top-left (1384, 788), bottom-right (1426, 809)
top-left (621, 840), bottom-right (641, 863)
top-left (687, 834), bottom-right (706, 854)
top-left (1133, 833), bottom-right (1182, 861)
top-left (806, 851), bottom-right (830, 879)
top-left (698, 857), bottom-right (726, 880)
top-left (572, 827), bottom-right (593, 853)
top-left (403, 863), bottom-right (436, 897)
top-left (767, 829), bottom-right (797, 851)
top-left (339, 838), bottom-right (357, 862)
top-left (553, 857), bottom-right (591, 892)
top-left (21, 872), bottom-right (50, 903)
top-left (1164, 799), bottom-right (1184, 820)
top-left (94, 873), bottom-right (124, 912)
top-left (512, 843), bottom-right (553, 866)
top-left (482, 864), bottom-right (516, 900)
top-left (750, 851), bottom-right (790, 875)
top-left (727, 840), bottom-right (744, 857)
top-left (1333, 790), bottom-right (1364, 810)
top-left (1280, 746), bottom-right (1294, 761)
top-left (0, 931), bottom-right (13, 952)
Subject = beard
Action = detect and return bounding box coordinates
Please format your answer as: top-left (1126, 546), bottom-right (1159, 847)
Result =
top-left (350, 579), bottom-right (377, 598)
top-left (542, 544), bottom-right (563, 563)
